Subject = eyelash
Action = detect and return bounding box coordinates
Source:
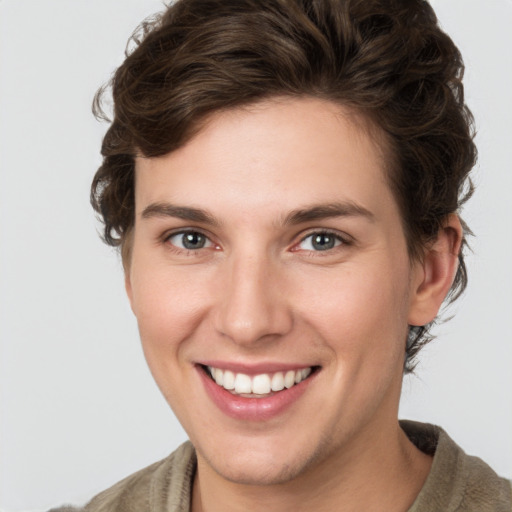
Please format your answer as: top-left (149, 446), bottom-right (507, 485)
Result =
top-left (162, 228), bottom-right (351, 257)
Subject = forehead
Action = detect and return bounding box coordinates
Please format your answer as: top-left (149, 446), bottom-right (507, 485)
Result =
top-left (134, 97), bottom-right (397, 225)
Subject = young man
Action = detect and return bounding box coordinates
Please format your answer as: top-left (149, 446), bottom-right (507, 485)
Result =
top-left (53, 0), bottom-right (511, 510)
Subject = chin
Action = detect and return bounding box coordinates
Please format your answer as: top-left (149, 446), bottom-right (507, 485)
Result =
top-left (195, 431), bottom-right (332, 487)
top-left (203, 452), bottom-right (309, 486)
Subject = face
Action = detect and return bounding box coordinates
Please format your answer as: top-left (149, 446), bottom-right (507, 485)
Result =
top-left (127, 98), bottom-right (426, 485)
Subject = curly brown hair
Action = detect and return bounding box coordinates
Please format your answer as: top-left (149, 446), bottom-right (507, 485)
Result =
top-left (91, 0), bottom-right (476, 372)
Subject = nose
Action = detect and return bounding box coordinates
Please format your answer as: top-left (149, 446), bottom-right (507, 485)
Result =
top-left (213, 252), bottom-right (293, 347)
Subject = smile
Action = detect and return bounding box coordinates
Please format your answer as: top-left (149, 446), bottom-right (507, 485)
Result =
top-left (205, 365), bottom-right (313, 397)
top-left (198, 363), bottom-right (319, 421)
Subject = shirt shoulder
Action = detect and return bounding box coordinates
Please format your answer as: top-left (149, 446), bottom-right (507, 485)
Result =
top-left (402, 421), bottom-right (512, 512)
top-left (48, 441), bottom-right (196, 512)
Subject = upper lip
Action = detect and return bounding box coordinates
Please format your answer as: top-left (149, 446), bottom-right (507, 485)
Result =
top-left (197, 361), bottom-right (318, 375)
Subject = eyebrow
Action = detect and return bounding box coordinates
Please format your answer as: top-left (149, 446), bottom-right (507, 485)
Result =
top-left (283, 202), bottom-right (375, 225)
top-left (141, 203), bottom-right (220, 226)
top-left (140, 200), bottom-right (374, 226)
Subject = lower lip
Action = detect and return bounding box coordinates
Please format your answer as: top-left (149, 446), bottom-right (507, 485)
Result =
top-left (197, 367), bottom-right (315, 422)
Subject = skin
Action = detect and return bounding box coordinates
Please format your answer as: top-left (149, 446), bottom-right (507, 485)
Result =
top-left (126, 97), bottom-right (462, 511)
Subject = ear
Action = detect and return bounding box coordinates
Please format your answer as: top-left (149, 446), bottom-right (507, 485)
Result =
top-left (122, 230), bottom-right (136, 313)
top-left (408, 214), bottom-right (463, 327)
top-left (125, 268), bottom-right (135, 314)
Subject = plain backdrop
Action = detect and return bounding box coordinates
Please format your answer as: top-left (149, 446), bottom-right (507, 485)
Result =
top-left (1, 1), bottom-right (511, 510)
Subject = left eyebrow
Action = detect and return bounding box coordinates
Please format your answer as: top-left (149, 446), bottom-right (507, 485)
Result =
top-left (282, 202), bottom-right (375, 226)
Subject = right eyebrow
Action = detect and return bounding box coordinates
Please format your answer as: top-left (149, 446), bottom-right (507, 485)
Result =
top-left (140, 202), bottom-right (220, 227)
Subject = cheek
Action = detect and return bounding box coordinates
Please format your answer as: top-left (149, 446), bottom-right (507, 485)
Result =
top-left (129, 263), bottom-right (213, 365)
top-left (298, 260), bottom-right (411, 367)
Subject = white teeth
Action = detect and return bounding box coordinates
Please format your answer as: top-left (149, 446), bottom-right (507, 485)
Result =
top-left (206, 365), bottom-right (313, 395)
top-left (271, 372), bottom-right (285, 392)
top-left (234, 373), bottom-right (252, 394)
top-left (302, 368), bottom-right (311, 380)
top-left (223, 370), bottom-right (235, 390)
top-left (252, 374), bottom-right (271, 394)
top-left (214, 368), bottom-right (223, 386)
top-left (284, 370), bottom-right (296, 389)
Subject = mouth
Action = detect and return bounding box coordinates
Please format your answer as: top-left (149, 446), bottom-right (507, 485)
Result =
top-left (200, 364), bottom-right (319, 398)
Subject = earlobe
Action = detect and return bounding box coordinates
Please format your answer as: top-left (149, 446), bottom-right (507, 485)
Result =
top-left (408, 214), bottom-right (463, 327)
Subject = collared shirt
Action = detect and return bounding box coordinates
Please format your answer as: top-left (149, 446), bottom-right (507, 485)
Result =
top-left (50, 421), bottom-right (512, 512)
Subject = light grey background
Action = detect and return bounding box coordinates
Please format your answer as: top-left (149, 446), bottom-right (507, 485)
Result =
top-left (1, 1), bottom-right (511, 510)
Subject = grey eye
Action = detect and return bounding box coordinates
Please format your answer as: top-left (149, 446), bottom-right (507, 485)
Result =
top-left (168, 231), bottom-right (213, 250)
top-left (299, 232), bottom-right (342, 251)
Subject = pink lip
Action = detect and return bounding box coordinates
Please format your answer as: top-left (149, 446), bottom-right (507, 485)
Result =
top-left (196, 364), bottom-right (317, 421)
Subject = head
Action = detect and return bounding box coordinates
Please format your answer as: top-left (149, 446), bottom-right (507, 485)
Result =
top-left (92, 0), bottom-right (475, 374)
top-left (91, 0), bottom-right (475, 488)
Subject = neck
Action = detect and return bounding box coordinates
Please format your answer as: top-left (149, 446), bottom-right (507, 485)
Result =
top-left (191, 419), bottom-right (432, 512)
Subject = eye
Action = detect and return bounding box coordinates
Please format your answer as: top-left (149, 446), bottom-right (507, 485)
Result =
top-left (166, 231), bottom-right (214, 250)
top-left (296, 231), bottom-right (344, 252)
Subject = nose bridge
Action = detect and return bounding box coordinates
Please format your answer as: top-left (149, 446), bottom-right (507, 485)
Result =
top-left (215, 246), bottom-right (292, 346)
